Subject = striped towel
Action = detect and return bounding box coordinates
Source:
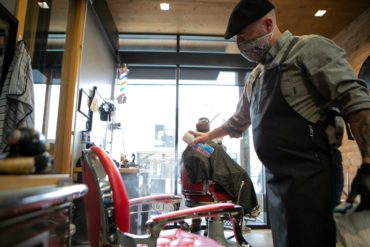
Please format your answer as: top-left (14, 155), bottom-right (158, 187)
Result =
top-left (0, 40), bottom-right (35, 152)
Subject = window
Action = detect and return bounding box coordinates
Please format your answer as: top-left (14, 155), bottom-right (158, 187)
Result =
top-left (178, 69), bottom-right (241, 160)
top-left (113, 66), bottom-right (267, 225)
top-left (119, 34), bottom-right (177, 52)
top-left (113, 67), bottom-right (177, 194)
top-left (23, 0), bottom-right (68, 142)
top-left (180, 35), bottom-right (239, 54)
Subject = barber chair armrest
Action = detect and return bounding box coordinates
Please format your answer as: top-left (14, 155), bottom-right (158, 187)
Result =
top-left (129, 194), bottom-right (182, 210)
top-left (145, 203), bottom-right (243, 237)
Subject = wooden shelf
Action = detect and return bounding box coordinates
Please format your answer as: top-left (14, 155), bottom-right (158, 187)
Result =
top-left (0, 174), bottom-right (71, 191)
top-left (73, 166), bottom-right (139, 174)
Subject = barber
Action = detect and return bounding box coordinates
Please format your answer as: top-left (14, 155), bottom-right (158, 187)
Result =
top-left (190, 0), bottom-right (370, 246)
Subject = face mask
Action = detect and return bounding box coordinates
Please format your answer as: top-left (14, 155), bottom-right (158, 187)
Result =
top-left (238, 27), bottom-right (274, 63)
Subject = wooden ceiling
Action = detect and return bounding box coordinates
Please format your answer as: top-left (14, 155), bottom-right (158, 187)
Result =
top-left (106, 0), bottom-right (370, 39)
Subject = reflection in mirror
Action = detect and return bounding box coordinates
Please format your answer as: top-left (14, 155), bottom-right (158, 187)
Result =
top-left (25, 0), bottom-right (68, 141)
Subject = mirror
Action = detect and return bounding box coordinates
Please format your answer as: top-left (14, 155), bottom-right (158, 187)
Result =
top-left (0, 3), bottom-right (18, 93)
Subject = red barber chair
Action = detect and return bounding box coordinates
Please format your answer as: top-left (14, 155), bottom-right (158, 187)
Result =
top-left (82, 146), bottom-right (247, 247)
top-left (181, 164), bottom-right (233, 206)
top-left (181, 163), bottom-right (250, 247)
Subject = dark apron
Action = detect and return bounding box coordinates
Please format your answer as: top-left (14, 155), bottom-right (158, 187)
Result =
top-left (250, 40), bottom-right (336, 247)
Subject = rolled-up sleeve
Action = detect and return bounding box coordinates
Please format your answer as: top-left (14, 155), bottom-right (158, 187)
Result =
top-left (299, 36), bottom-right (370, 118)
top-left (222, 86), bottom-right (251, 138)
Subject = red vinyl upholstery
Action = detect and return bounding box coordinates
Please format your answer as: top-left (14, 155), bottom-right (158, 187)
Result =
top-left (138, 228), bottom-right (222, 247)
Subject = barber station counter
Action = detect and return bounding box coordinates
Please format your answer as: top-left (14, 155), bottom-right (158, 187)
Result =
top-left (73, 166), bottom-right (143, 236)
top-left (73, 166), bottom-right (140, 198)
top-left (0, 175), bottom-right (87, 246)
top-left (73, 166), bottom-right (140, 173)
top-left (73, 165), bottom-right (148, 235)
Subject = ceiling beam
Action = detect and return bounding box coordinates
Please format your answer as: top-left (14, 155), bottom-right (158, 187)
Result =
top-left (120, 51), bottom-right (255, 69)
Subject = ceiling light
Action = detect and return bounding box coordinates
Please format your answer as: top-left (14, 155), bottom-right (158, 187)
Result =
top-left (160, 3), bottom-right (170, 11)
top-left (38, 2), bottom-right (50, 9)
top-left (314, 10), bottom-right (326, 17)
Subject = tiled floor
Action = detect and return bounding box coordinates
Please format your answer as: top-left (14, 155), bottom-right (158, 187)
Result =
top-left (221, 228), bottom-right (273, 247)
top-left (243, 229), bottom-right (273, 247)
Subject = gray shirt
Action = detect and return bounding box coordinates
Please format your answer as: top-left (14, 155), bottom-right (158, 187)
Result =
top-left (222, 31), bottom-right (370, 138)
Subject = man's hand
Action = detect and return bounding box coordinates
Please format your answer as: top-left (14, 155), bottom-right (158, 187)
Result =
top-left (188, 130), bottom-right (210, 145)
top-left (347, 163), bottom-right (370, 211)
top-left (188, 126), bottom-right (229, 146)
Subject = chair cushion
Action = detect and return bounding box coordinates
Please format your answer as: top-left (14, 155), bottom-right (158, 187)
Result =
top-left (137, 228), bottom-right (223, 246)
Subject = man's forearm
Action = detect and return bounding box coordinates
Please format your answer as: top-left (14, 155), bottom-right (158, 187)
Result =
top-left (208, 126), bottom-right (229, 141)
top-left (347, 109), bottom-right (370, 164)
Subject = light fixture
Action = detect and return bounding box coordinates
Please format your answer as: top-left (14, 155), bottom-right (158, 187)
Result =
top-left (38, 1), bottom-right (50, 9)
top-left (160, 3), bottom-right (170, 11)
top-left (314, 9), bottom-right (326, 17)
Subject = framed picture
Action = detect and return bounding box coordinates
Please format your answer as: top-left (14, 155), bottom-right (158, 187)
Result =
top-left (78, 88), bottom-right (91, 119)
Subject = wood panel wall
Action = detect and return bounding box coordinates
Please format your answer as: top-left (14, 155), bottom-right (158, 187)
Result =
top-left (333, 8), bottom-right (370, 197)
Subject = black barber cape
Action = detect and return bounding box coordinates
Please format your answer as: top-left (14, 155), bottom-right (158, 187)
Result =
top-left (182, 142), bottom-right (258, 214)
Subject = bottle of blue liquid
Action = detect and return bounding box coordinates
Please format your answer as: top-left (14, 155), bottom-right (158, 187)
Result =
top-left (182, 132), bottom-right (214, 158)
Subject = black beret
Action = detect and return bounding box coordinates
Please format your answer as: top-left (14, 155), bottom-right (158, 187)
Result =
top-left (224, 0), bottom-right (275, 39)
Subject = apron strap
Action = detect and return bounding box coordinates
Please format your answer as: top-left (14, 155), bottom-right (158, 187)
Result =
top-left (281, 37), bottom-right (300, 63)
